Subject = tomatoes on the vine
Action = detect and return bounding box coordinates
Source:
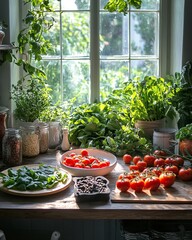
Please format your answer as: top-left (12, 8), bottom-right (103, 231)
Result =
top-left (130, 177), bottom-right (144, 192)
top-left (165, 165), bottom-right (179, 175)
top-left (133, 156), bottom-right (142, 165)
top-left (116, 178), bottom-right (130, 192)
top-left (136, 160), bottom-right (147, 172)
top-left (144, 176), bottom-right (160, 191)
top-left (178, 167), bottom-right (192, 181)
top-left (159, 171), bottom-right (176, 188)
top-left (154, 158), bottom-right (165, 167)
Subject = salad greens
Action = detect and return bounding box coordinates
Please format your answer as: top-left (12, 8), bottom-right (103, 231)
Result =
top-left (68, 99), bottom-right (152, 156)
top-left (0, 164), bottom-right (68, 191)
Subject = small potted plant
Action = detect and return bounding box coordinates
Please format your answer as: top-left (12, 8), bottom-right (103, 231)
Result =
top-left (176, 123), bottom-right (192, 156)
top-left (124, 75), bottom-right (176, 138)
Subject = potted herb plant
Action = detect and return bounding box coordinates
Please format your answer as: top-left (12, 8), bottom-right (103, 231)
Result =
top-left (176, 123), bottom-right (192, 156)
top-left (124, 75), bottom-right (176, 138)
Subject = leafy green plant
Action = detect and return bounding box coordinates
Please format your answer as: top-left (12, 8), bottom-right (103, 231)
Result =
top-left (68, 101), bottom-right (152, 156)
top-left (122, 76), bottom-right (176, 122)
top-left (171, 61), bottom-right (192, 128)
top-left (11, 77), bottom-right (51, 122)
top-left (176, 124), bottom-right (192, 141)
top-left (104, 0), bottom-right (142, 15)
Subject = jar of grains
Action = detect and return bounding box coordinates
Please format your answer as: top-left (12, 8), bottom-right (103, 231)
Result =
top-left (0, 107), bottom-right (9, 159)
top-left (48, 121), bottom-right (62, 149)
top-left (39, 123), bottom-right (49, 153)
top-left (2, 128), bottom-right (22, 166)
top-left (20, 125), bottom-right (39, 157)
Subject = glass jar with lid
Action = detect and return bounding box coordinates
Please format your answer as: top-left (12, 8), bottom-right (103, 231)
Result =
top-left (20, 125), bottom-right (39, 157)
top-left (39, 122), bottom-right (49, 153)
top-left (0, 107), bottom-right (9, 159)
top-left (48, 121), bottom-right (62, 149)
top-left (2, 128), bottom-right (22, 166)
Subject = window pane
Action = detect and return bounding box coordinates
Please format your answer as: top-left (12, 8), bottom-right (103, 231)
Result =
top-left (131, 12), bottom-right (159, 56)
top-left (100, 13), bottom-right (129, 56)
top-left (100, 0), bottom-right (109, 10)
top-left (100, 60), bottom-right (129, 100)
top-left (62, 60), bottom-right (90, 105)
top-left (130, 60), bottom-right (159, 79)
top-left (61, 0), bottom-right (90, 10)
top-left (62, 12), bottom-right (90, 56)
top-left (49, 0), bottom-right (60, 10)
top-left (137, 0), bottom-right (160, 10)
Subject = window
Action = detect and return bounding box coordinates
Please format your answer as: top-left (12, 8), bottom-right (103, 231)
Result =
top-left (37, 0), bottom-right (160, 106)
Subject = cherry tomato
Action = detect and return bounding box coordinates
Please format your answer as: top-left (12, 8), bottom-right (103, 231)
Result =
top-left (174, 156), bottom-right (184, 167)
top-left (123, 154), bottom-right (132, 164)
top-left (133, 156), bottom-right (142, 165)
top-left (143, 155), bottom-right (156, 167)
top-left (116, 178), bottom-right (130, 192)
top-left (152, 166), bottom-right (164, 177)
top-left (179, 140), bottom-right (192, 155)
top-left (118, 171), bottom-right (140, 180)
top-left (140, 170), bottom-right (157, 181)
top-left (154, 158), bottom-right (165, 167)
top-left (81, 149), bottom-right (89, 157)
top-left (144, 176), bottom-right (160, 191)
top-left (178, 167), bottom-right (192, 181)
top-left (130, 177), bottom-right (144, 192)
top-left (165, 157), bottom-right (175, 165)
top-left (165, 165), bottom-right (179, 175)
top-left (153, 150), bottom-right (167, 157)
top-left (136, 160), bottom-right (147, 172)
top-left (159, 171), bottom-right (176, 188)
top-left (129, 164), bottom-right (139, 171)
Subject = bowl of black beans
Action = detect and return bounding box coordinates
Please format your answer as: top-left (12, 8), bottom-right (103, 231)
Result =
top-left (73, 176), bottom-right (110, 202)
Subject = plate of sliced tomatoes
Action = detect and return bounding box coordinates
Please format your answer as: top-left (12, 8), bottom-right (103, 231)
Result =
top-left (59, 148), bottom-right (117, 176)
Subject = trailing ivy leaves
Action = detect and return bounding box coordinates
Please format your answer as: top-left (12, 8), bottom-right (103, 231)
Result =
top-left (104, 0), bottom-right (142, 15)
top-left (0, 164), bottom-right (68, 191)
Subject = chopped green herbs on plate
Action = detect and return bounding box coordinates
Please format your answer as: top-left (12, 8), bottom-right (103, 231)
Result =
top-left (0, 164), bottom-right (68, 191)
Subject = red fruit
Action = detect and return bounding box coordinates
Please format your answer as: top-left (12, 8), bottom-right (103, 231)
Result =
top-left (143, 155), bottom-right (156, 167)
top-left (123, 154), bottom-right (132, 164)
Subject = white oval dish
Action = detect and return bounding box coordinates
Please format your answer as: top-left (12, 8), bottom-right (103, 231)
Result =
top-left (59, 148), bottom-right (117, 176)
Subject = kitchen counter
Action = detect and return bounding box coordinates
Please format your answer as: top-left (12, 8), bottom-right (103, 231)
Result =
top-left (0, 150), bottom-right (192, 220)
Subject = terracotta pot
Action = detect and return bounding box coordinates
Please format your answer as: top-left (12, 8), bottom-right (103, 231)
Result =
top-left (135, 118), bottom-right (165, 139)
top-left (179, 139), bottom-right (192, 155)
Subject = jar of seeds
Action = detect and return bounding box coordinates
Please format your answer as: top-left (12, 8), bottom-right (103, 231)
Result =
top-left (39, 122), bottom-right (49, 154)
top-left (20, 125), bottom-right (39, 157)
top-left (2, 128), bottom-right (22, 166)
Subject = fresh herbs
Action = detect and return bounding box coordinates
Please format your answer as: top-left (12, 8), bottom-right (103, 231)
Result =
top-left (104, 0), bottom-right (142, 15)
top-left (0, 164), bottom-right (68, 191)
top-left (176, 124), bottom-right (192, 141)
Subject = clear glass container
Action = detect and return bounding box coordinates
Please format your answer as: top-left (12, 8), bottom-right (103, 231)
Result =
top-left (2, 128), bottom-right (22, 166)
top-left (0, 107), bottom-right (9, 159)
top-left (48, 121), bottom-right (62, 149)
top-left (20, 125), bottom-right (39, 157)
top-left (39, 122), bottom-right (49, 153)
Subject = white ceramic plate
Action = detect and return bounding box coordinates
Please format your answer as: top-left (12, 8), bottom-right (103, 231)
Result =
top-left (0, 164), bottom-right (72, 197)
top-left (59, 148), bottom-right (117, 176)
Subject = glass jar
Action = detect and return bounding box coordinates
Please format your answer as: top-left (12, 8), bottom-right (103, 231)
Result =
top-left (2, 128), bottom-right (22, 166)
top-left (0, 107), bottom-right (9, 159)
top-left (39, 123), bottom-right (49, 153)
top-left (48, 121), bottom-right (62, 149)
top-left (20, 125), bottom-right (39, 157)
top-left (61, 128), bottom-right (70, 151)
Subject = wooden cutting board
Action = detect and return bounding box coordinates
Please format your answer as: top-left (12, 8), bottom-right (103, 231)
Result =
top-left (111, 180), bottom-right (192, 203)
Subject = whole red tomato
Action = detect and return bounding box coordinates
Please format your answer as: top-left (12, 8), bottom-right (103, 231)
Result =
top-left (165, 157), bottom-right (175, 165)
top-left (136, 160), bottom-right (147, 172)
top-left (159, 171), bottom-right (176, 188)
top-left (81, 149), bottom-right (89, 157)
top-left (118, 171), bottom-right (139, 181)
top-left (152, 166), bottom-right (164, 177)
top-left (129, 164), bottom-right (139, 171)
top-left (154, 158), bottom-right (165, 167)
top-left (174, 156), bottom-right (184, 167)
top-left (143, 155), bottom-right (156, 167)
top-left (133, 156), bottom-right (142, 165)
top-left (116, 178), bottom-right (130, 192)
top-left (153, 150), bottom-right (167, 157)
top-left (178, 167), bottom-right (192, 181)
top-left (144, 176), bottom-right (160, 191)
top-left (179, 140), bottom-right (192, 155)
top-left (130, 177), bottom-right (144, 192)
top-left (123, 154), bottom-right (132, 164)
top-left (165, 165), bottom-right (179, 175)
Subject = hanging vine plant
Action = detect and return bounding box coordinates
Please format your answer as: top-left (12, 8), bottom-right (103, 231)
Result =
top-left (104, 0), bottom-right (142, 15)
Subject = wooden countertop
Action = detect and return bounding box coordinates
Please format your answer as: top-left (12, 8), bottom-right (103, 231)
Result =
top-left (0, 150), bottom-right (192, 220)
